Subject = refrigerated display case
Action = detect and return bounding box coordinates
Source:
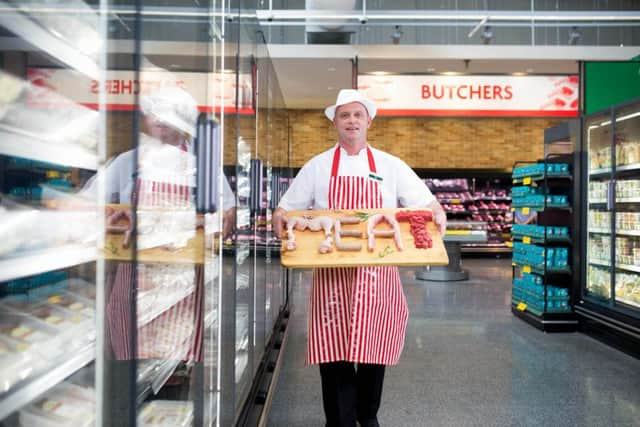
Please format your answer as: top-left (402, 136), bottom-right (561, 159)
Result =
top-left (422, 171), bottom-right (513, 253)
top-left (578, 97), bottom-right (640, 356)
top-left (0, 1), bottom-right (105, 424)
top-left (1, 2), bottom-right (292, 426)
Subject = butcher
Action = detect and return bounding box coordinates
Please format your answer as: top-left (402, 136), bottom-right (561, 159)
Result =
top-left (272, 89), bottom-right (446, 427)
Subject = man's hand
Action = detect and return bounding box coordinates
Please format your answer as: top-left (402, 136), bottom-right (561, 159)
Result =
top-left (428, 200), bottom-right (447, 236)
top-left (222, 207), bottom-right (236, 240)
top-left (272, 207), bottom-right (288, 239)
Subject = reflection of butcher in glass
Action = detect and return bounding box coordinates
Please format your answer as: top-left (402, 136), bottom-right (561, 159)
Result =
top-left (84, 86), bottom-right (234, 361)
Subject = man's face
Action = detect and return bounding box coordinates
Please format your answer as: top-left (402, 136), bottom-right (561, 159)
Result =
top-left (333, 101), bottom-right (371, 145)
top-left (145, 115), bottom-right (185, 146)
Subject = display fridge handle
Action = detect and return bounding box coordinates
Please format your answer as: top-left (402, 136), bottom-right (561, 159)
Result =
top-left (606, 180), bottom-right (615, 211)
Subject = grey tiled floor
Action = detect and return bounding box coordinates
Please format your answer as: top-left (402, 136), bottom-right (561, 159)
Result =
top-left (267, 259), bottom-right (640, 427)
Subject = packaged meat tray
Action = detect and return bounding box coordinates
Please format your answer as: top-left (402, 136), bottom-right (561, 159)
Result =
top-left (137, 400), bottom-right (193, 427)
top-left (19, 382), bottom-right (95, 427)
top-left (0, 334), bottom-right (35, 393)
top-left (46, 291), bottom-right (95, 318)
top-left (0, 311), bottom-right (61, 370)
top-left (280, 208), bottom-right (448, 268)
top-left (1, 298), bottom-right (94, 348)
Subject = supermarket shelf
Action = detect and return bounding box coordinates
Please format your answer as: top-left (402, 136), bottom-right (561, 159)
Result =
top-left (510, 301), bottom-right (577, 332)
top-left (615, 163), bottom-right (640, 173)
top-left (590, 229), bottom-right (640, 237)
top-left (589, 228), bottom-right (610, 234)
top-left (0, 128), bottom-right (97, 170)
top-left (0, 245), bottom-right (97, 282)
top-left (590, 259), bottom-right (611, 268)
top-left (513, 260), bottom-right (571, 276)
top-left (616, 263), bottom-right (640, 274)
top-left (512, 173), bottom-right (572, 183)
top-left (0, 343), bottom-right (95, 420)
top-left (512, 235), bottom-right (572, 245)
top-left (616, 197), bottom-right (640, 203)
top-left (589, 167), bottom-right (612, 177)
top-left (460, 244), bottom-right (511, 253)
top-left (617, 229), bottom-right (640, 237)
top-left (617, 297), bottom-right (640, 309)
top-left (0, 5), bottom-right (99, 79)
top-left (588, 200), bottom-right (607, 205)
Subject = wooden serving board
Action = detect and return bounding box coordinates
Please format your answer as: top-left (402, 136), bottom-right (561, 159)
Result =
top-left (102, 204), bottom-right (206, 265)
top-left (280, 209), bottom-right (449, 269)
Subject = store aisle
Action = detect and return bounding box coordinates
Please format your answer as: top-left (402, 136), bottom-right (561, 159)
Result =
top-left (267, 259), bottom-right (640, 427)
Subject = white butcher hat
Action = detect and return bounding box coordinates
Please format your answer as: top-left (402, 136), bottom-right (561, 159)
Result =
top-left (140, 86), bottom-right (199, 136)
top-left (324, 89), bottom-right (377, 121)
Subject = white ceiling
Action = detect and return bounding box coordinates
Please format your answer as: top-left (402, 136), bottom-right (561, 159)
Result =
top-left (268, 44), bottom-right (640, 109)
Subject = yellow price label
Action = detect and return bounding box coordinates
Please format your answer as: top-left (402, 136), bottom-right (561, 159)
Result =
top-left (506, 241), bottom-right (514, 248)
top-left (522, 207), bottom-right (530, 215)
top-left (47, 295), bottom-right (62, 304)
top-left (517, 302), bottom-right (527, 311)
top-left (446, 230), bottom-right (472, 235)
top-left (523, 177), bottom-right (532, 185)
top-left (523, 265), bottom-right (532, 273)
top-left (450, 199), bottom-right (461, 204)
top-left (523, 236), bottom-right (531, 244)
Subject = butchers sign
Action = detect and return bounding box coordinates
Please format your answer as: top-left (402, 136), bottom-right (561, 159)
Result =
top-left (358, 74), bottom-right (579, 117)
top-left (26, 68), bottom-right (254, 114)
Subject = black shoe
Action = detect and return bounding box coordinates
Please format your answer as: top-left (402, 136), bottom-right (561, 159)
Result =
top-left (358, 419), bottom-right (380, 427)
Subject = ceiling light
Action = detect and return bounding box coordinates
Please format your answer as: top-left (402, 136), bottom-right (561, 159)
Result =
top-left (426, 67), bottom-right (436, 73)
top-left (327, 67), bottom-right (336, 72)
top-left (568, 26), bottom-right (582, 45)
top-left (370, 71), bottom-right (392, 76)
top-left (511, 72), bottom-right (527, 76)
top-left (481, 26), bottom-right (493, 44)
top-left (391, 25), bottom-right (403, 45)
top-left (441, 71), bottom-right (463, 76)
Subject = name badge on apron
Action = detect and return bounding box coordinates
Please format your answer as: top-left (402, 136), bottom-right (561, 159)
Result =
top-left (368, 172), bottom-right (383, 182)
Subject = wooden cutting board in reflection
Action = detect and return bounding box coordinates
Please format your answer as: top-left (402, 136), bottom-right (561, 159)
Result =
top-left (102, 204), bottom-right (206, 264)
top-left (280, 209), bottom-right (449, 269)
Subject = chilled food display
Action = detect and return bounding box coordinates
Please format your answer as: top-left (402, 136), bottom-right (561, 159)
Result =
top-left (137, 400), bottom-right (193, 427)
top-left (0, 204), bottom-right (97, 258)
top-left (18, 382), bottom-right (95, 427)
top-left (615, 272), bottom-right (640, 308)
top-left (426, 178), bottom-right (512, 249)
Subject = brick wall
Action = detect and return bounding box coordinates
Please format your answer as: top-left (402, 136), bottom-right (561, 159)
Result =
top-left (284, 110), bottom-right (563, 170)
top-left (108, 110), bottom-right (562, 171)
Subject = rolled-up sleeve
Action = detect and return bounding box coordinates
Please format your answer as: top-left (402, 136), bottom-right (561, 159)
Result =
top-left (278, 162), bottom-right (315, 211)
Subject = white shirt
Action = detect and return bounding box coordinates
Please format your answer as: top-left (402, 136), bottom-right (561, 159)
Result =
top-left (81, 136), bottom-right (235, 209)
top-left (278, 144), bottom-right (435, 210)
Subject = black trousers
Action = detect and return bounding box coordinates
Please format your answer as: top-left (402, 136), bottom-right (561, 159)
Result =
top-left (319, 361), bottom-right (385, 427)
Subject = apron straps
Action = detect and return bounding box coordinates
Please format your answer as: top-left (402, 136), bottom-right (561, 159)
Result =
top-left (330, 145), bottom-right (377, 177)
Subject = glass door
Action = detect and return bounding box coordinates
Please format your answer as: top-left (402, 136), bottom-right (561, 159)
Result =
top-left (585, 111), bottom-right (614, 303)
top-left (612, 102), bottom-right (640, 313)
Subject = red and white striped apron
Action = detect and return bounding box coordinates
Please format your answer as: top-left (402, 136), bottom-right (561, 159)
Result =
top-left (305, 146), bottom-right (409, 366)
top-left (107, 142), bottom-right (204, 362)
